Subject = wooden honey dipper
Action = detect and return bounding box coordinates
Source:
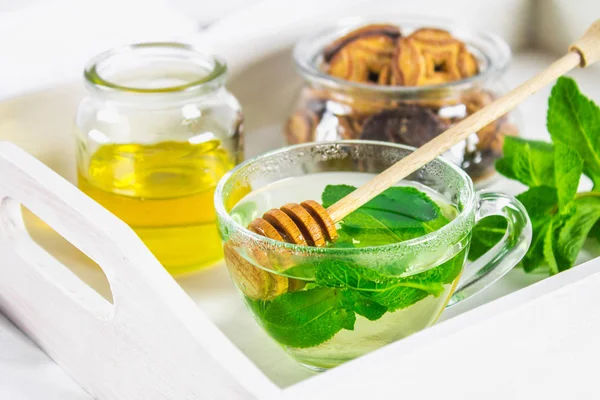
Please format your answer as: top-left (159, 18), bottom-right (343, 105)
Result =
top-left (248, 20), bottom-right (600, 246)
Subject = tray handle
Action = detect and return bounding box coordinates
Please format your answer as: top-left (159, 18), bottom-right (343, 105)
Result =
top-left (0, 141), bottom-right (275, 400)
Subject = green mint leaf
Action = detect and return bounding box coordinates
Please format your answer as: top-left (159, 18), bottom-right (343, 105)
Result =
top-left (250, 287), bottom-right (356, 348)
top-left (315, 259), bottom-right (445, 296)
top-left (344, 292), bottom-right (388, 321)
top-left (467, 215), bottom-right (507, 261)
top-left (523, 219), bottom-right (552, 273)
top-left (475, 78), bottom-right (600, 276)
top-left (547, 77), bottom-right (600, 188)
top-left (516, 186), bottom-right (558, 272)
top-left (367, 251), bottom-right (464, 311)
top-left (496, 136), bottom-right (555, 187)
top-left (322, 184), bottom-right (449, 246)
top-left (554, 141), bottom-right (583, 210)
top-left (367, 286), bottom-right (430, 313)
top-left (516, 186), bottom-right (559, 219)
top-left (494, 136), bottom-right (582, 209)
top-left (552, 196), bottom-right (600, 271)
top-left (249, 287), bottom-right (388, 349)
top-left (322, 185), bottom-right (440, 221)
top-left (314, 248), bottom-right (465, 312)
top-left (590, 220), bottom-right (600, 243)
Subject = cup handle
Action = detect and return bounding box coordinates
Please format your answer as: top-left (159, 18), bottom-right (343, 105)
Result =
top-left (447, 191), bottom-right (532, 307)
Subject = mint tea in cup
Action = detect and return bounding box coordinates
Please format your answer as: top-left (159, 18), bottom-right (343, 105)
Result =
top-left (215, 141), bottom-right (531, 370)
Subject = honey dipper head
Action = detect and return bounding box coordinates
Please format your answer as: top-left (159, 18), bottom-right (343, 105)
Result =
top-left (247, 200), bottom-right (338, 246)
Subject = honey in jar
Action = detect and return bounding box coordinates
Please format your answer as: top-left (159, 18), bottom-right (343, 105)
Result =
top-left (75, 43), bottom-right (243, 273)
top-left (79, 140), bottom-right (238, 272)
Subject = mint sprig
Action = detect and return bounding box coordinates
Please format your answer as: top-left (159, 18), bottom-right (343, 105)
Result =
top-left (469, 77), bottom-right (600, 274)
top-left (249, 184), bottom-right (462, 349)
top-left (250, 252), bottom-right (464, 348)
top-left (548, 76), bottom-right (600, 188)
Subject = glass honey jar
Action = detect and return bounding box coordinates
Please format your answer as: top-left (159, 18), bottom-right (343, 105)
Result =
top-left (75, 43), bottom-right (244, 274)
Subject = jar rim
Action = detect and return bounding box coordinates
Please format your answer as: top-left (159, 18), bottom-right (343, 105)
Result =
top-left (214, 140), bottom-right (475, 264)
top-left (84, 42), bottom-right (228, 95)
top-left (293, 17), bottom-right (512, 96)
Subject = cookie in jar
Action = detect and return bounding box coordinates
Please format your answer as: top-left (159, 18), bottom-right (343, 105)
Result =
top-left (287, 20), bottom-right (520, 183)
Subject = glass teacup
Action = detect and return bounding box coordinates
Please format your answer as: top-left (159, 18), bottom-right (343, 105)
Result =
top-left (215, 141), bottom-right (531, 370)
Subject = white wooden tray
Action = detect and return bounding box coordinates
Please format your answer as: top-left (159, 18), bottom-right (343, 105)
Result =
top-left (2, 8), bottom-right (600, 399)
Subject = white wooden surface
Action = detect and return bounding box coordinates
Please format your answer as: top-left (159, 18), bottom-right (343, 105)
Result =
top-left (0, 311), bottom-right (90, 400)
top-left (4, 137), bottom-right (600, 400)
top-left (0, 142), bottom-right (279, 399)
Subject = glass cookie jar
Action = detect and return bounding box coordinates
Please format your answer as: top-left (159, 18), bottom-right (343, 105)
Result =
top-left (75, 43), bottom-right (243, 274)
top-left (286, 20), bottom-right (521, 183)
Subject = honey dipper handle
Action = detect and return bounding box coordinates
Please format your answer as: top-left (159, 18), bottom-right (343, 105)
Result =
top-left (570, 18), bottom-right (600, 67)
top-left (327, 19), bottom-right (600, 223)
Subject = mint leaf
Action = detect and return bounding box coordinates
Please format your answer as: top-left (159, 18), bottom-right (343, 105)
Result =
top-left (315, 259), bottom-right (445, 296)
top-left (547, 77), bottom-right (600, 188)
top-left (590, 220), bottom-right (600, 243)
top-left (500, 182), bottom-right (600, 274)
top-left (516, 186), bottom-right (558, 272)
top-left (249, 288), bottom-right (356, 348)
top-left (543, 219), bottom-right (558, 275)
top-left (552, 196), bottom-right (600, 271)
top-left (368, 251), bottom-right (464, 311)
top-left (344, 292), bottom-right (388, 321)
top-left (517, 186), bottom-right (559, 219)
top-left (495, 136), bottom-right (555, 187)
top-left (249, 286), bottom-right (389, 348)
top-left (314, 248), bottom-right (464, 312)
top-left (493, 135), bottom-right (583, 210)
top-left (322, 184), bottom-right (449, 246)
top-left (467, 216), bottom-right (507, 261)
top-left (524, 218), bottom-right (552, 273)
top-left (554, 141), bottom-right (583, 210)
top-left (322, 185), bottom-right (441, 221)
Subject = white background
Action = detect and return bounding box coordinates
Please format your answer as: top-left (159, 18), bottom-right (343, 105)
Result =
top-left (1, 0), bottom-right (600, 100)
